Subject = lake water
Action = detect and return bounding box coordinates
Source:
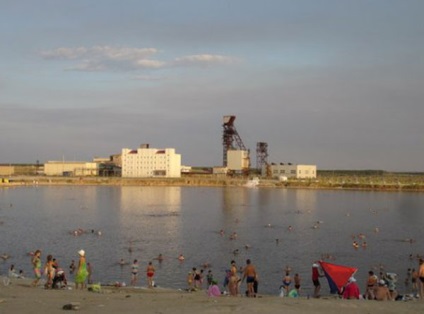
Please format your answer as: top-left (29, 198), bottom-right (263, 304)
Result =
top-left (0, 186), bottom-right (423, 295)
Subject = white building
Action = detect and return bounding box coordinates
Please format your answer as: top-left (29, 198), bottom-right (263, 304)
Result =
top-left (121, 146), bottom-right (181, 178)
top-left (262, 163), bottom-right (317, 179)
top-left (227, 150), bottom-right (250, 171)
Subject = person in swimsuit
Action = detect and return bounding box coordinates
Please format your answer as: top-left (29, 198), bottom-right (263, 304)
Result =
top-left (44, 254), bottom-right (55, 289)
top-left (364, 270), bottom-right (378, 300)
top-left (242, 259), bottom-right (257, 297)
top-left (31, 250), bottom-right (42, 287)
top-left (146, 261), bottom-right (155, 288)
top-left (131, 259), bottom-right (139, 286)
top-left (228, 260), bottom-right (240, 296)
top-left (282, 271), bottom-right (292, 296)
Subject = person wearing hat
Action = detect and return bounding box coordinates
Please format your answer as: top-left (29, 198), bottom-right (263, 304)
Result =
top-left (375, 279), bottom-right (392, 301)
top-left (311, 262), bottom-right (323, 298)
top-left (75, 250), bottom-right (88, 290)
top-left (342, 277), bottom-right (361, 299)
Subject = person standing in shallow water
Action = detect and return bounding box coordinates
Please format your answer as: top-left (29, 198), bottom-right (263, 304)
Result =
top-left (75, 250), bottom-right (88, 290)
top-left (131, 259), bottom-right (139, 286)
top-left (146, 261), bottom-right (155, 288)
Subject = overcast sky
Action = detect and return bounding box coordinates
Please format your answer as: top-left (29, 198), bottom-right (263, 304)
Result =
top-left (1, 0), bottom-right (423, 171)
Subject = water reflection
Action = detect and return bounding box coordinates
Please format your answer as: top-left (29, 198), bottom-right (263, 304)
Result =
top-left (0, 186), bottom-right (423, 295)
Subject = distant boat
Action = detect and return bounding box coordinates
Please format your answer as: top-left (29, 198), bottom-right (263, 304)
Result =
top-left (245, 177), bottom-right (260, 188)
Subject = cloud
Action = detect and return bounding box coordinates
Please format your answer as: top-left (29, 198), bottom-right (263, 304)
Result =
top-left (40, 46), bottom-right (239, 72)
top-left (172, 54), bottom-right (240, 66)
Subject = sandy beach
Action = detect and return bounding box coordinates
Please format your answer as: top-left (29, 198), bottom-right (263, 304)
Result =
top-left (1, 278), bottom-right (424, 314)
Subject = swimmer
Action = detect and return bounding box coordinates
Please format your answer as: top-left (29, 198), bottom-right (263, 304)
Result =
top-left (0, 254), bottom-right (10, 260)
top-left (288, 226), bottom-right (293, 231)
top-left (219, 229), bottom-right (224, 236)
top-left (265, 223), bottom-right (272, 228)
top-left (374, 227), bottom-right (380, 233)
top-left (119, 258), bottom-right (127, 266)
top-left (233, 249), bottom-right (240, 255)
top-left (244, 244), bottom-right (251, 249)
top-left (154, 254), bottom-right (164, 262)
top-left (362, 241), bottom-right (367, 248)
top-left (178, 254), bottom-right (185, 261)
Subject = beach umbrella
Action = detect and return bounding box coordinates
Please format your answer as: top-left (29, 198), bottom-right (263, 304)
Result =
top-left (319, 261), bottom-right (358, 294)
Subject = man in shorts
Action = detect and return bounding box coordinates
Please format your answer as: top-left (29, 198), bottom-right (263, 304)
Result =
top-left (242, 259), bottom-right (257, 297)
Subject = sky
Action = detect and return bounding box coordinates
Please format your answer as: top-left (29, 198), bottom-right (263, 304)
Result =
top-left (1, 0), bottom-right (423, 171)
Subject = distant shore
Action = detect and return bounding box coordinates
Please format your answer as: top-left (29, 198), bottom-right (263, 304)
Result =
top-left (1, 277), bottom-right (424, 314)
top-left (1, 174), bottom-right (424, 191)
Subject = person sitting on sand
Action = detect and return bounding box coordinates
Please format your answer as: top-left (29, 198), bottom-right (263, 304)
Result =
top-left (8, 264), bottom-right (19, 278)
top-left (288, 285), bottom-right (299, 298)
top-left (207, 280), bottom-right (221, 297)
top-left (342, 277), bottom-right (361, 299)
top-left (375, 280), bottom-right (392, 301)
top-left (364, 270), bottom-right (378, 300)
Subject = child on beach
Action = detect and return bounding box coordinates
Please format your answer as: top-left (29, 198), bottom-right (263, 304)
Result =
top-left (44, 254), bottom-right (55, 289)
top-left (187, 271), bottom-right (194, 291)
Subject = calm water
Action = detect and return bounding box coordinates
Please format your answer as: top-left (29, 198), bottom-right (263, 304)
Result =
top-left (0, 186), bottom-right (423, 295)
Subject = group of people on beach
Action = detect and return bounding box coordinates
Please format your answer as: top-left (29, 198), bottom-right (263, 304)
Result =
top-left (30, 249), bottom-right (89, 290)
top-left (186, 258), bottom-right (259, 298)
top-left (128, 259), bottom-right (156, 288)
top-left (309, 258), bottom-right (424, 301)
top-left (17, 244), bottom-right (424, 302)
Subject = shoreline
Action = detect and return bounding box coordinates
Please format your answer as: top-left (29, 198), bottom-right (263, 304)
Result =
top-left (1, 175), bottom-right (424, 192)
top-left (1, 277), bottom-right (424, 314)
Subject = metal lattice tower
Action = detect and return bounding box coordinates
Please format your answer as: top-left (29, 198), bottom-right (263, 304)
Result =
top-left (222, 115), bottom-right (247, 167)
top-left (256, 142), bottom-right (269, 171)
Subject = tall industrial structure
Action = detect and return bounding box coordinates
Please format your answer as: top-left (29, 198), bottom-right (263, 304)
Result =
top-left (256, 142), bottom-right (269, 172)
top-left (222, 115), bottom-right (250, 174)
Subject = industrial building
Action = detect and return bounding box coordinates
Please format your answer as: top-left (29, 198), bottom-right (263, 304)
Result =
top-left (121, 144), bottom-right (181, 178)
top-left (262, 163), bottom-right (317, 179)
top-left (44, 161), bottom-right (99, 176)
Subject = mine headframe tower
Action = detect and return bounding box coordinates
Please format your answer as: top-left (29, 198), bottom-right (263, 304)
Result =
top-left (222, 115), bottom-right (248, 167)
top-left (256, 142), bottom-right (269, 171)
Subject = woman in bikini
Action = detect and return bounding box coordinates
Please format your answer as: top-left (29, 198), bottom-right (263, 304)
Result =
top-left (31, 250), bottom-right (42, 287)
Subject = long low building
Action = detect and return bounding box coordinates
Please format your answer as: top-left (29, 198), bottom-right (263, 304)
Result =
top-left (263, 163), bottom-right (317, 179)
top-left (44, 161), bottom-right (99, 176)
top-left (121, 145), bottom-right (181, 178)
